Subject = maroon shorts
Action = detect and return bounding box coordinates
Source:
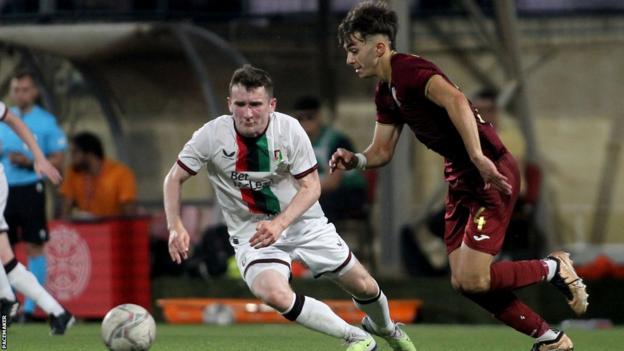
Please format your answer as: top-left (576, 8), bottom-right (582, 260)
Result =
top-left (444, 152), bottom-right (520, 256)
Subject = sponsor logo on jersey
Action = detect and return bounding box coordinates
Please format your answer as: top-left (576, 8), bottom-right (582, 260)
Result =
top-left (274, 149), bottom-right (283, 162)
top-left (230, 171), bottom-right (273, 191)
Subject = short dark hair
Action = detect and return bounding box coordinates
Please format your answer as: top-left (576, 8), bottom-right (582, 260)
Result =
top-left (229, 64), bottom-right (274, 97)
top-left (475, 88), bottom-right (498, 101)
top-left (293, 96), bottom-right (321, 111)
top-left (338, 1), bottom-right (397, 49)
top-left (72, 132), bottom-right (104, 159)
top-left (12, 69), bottom-right (36, 81)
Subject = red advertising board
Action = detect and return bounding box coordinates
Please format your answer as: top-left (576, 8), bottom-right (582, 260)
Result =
top-left (14, 218), bottom-right (151, 318)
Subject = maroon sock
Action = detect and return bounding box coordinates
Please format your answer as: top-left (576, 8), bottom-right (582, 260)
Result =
top-left (489, 260), bottom-right (548, 291)
top-left (464, 291), bottom-right (550, 337)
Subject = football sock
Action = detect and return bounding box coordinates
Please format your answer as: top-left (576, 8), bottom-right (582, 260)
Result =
top-left (489, 260), bottom-right (548, 291)
top-left (353, 287), bottom-right (395, 334)
top-left (464, 290), bottom-right (550, 337)
top-left (5, 259), bottom-right (63, 316)
top-left (282, 294), bottom-right (366, 339)
top-left (0, 266), bottom-right (16, 301)
top-left (544, 259), bottom-right (557, 281)
top-left (24, 255), bottom-right (47, 314)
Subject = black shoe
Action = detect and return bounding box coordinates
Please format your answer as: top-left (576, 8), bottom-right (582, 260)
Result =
top-left (49, 311), bottom-right (75, 335)
top-left (0, 298), bottom-right (19, 327)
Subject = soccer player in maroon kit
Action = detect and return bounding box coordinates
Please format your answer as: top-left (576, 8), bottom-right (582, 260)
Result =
top-left (331, 2), bottom-right (588, 351)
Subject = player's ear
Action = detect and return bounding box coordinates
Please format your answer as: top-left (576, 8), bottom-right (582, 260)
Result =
top-left (375, 41), bottom-right (388, 57)
top-left (269, 97), bottom-right (277, 112)
top-left (227, 97), bottom-right (233, 113)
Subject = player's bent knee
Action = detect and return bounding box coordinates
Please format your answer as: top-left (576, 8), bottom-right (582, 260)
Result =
top-left (456, 275), bottom-right (491, 293)
top-left (258, 288), bottom-right (294, 312)
top-left (450, 275), bottom-right (462, 291)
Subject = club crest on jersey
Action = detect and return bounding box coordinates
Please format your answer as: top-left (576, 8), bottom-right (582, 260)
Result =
top-left (274, 149), bottom-right (283, 162)
top-left (222, 149), bottom-right (236, 159)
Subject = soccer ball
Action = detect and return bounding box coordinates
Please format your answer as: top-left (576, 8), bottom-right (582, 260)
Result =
top-left (101, 304), bottom-right (156, 351)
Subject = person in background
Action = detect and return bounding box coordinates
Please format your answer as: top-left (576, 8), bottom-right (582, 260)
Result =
top-left (0, 100), bottom-right (74, 334)
top-left (292, 96), bottom-right (368, 225)
top-left (59, 132), bottom-right (137, 219)
top-left (0, 70), bottom-right (66, 321)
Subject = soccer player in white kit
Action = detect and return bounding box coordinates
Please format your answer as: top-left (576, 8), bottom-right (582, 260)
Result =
top-left (164, 65), bottom-right (416, 351)
top-left (0, 101), bottom-right (74, 334)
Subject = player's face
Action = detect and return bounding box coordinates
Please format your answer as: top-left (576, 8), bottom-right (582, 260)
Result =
top-left (10, 76), bottom-right (39, 110)
top-left (344, 33), bottom-right (380, 78)
top-left (228, 84), bottom-right (276, 138)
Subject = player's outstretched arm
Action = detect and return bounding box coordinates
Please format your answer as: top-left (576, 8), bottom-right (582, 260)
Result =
top-left (249, 169), bottom-right (321, 249)
top-left (425, 75), bottom-right (511, 195)
top-left (329, 122), bottom-right (401, 173)
top-left (163, 163), bottom-right (193, 263)
top-left (2, 107), bottom-right (62, 185)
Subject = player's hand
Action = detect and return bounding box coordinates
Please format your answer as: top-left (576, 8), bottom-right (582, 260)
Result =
top-left (9, 152), bottom-right (33, 168)
top-left (168, 227), bottom-right (190, 264)
top-left (472, 154), bottom-right (512, 195)
top-left (249, 220), bottom-right (285, 249)
top-left (329, 148), bottom-right (357, 174)
top-left (33, 157), bottom-right (62, 185)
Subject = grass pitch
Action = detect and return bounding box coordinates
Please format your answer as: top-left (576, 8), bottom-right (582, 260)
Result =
top-left (6, 322), bottom-right (622, 350)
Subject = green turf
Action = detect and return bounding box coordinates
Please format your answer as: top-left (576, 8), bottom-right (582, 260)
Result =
top-left (6, 323), bottom-right (623, 351)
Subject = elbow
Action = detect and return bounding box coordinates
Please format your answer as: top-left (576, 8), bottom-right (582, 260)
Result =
top-left (375, 147), bottom-right (394, 167)
top-left (448, 92), bottom-right (469, 114)
top-left (163, 169), bottom-right (176, 190)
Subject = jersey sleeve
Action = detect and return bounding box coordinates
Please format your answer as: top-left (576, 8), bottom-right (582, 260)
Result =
top-left (375, 83), bottom-right (400, 124)
top-left (177, 122), bottom-right (213, 175)
top-left (288, 120), bottom-right (318, 179)
top-left (0, 101), bottom-right (7, 121)
top-left (412, 67), bottom-right (439, 98)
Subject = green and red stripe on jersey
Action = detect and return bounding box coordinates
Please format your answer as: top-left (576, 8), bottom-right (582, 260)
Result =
top-left (236, 133), bottom-right (280, 215)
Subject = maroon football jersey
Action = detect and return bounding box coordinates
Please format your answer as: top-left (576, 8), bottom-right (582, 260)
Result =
top-left (375, 53), bottom-right (507, 180)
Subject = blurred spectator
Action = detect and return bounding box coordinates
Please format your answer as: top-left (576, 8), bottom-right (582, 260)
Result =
top-left (59, 132), bottom-right (137, 219)
top-left (292, 96), bottom-right (368, 224)
top-left (0, 70), bottom-right (67, 321)
top-left (293, 97), bottom-right (373, 265)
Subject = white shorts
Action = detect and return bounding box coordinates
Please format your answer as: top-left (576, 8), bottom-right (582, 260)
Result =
top-left (232, 217), bottom-right (356, 289)
top-left (0, 167), bottom-right (8, 232)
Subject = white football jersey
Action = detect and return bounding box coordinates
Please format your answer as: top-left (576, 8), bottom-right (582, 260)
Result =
top-left (0, 101), bottom-right (7, 121)
top-left (178, 112), bottom-right (324, 239)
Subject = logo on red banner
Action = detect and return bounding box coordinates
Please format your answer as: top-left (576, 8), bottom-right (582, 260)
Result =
top-left (45, 226), bottom-right (91, 300)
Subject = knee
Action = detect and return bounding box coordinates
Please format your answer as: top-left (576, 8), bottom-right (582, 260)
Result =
top-left (453, 274), bottom-right (491, 294)
top-left (254, 287), bottom-right (293, 312)
top-left (351, 275), bottom-right (379, 299)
